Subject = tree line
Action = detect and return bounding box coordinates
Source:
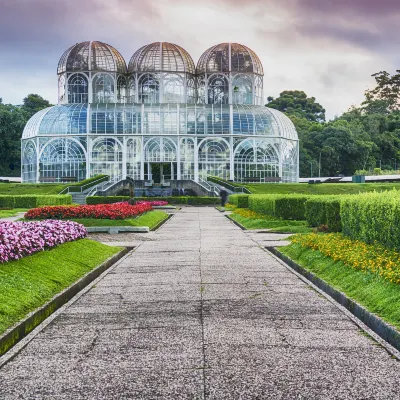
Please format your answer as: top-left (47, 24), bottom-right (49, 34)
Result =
top-left (1, 70), bottom-right (400, 178)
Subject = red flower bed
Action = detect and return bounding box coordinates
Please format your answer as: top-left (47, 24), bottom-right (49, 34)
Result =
top-left (25, 202), bottom-right (152, 220)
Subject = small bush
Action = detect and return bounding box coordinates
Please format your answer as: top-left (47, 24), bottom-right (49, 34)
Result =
top-left (248, 194), bottom-right (278, 215)
top-left (86, 196), bottom-right (130, 205)
top-left (86, 196), bottom-right (218, 206)
top-left (305, 196), bottom-right (343, 232)
top-left (274, 195), bottom-right (309, 220)
top-left (228, 194), bottom-right (249, 208)
top-left (0, 195), bottom-right (72, 208)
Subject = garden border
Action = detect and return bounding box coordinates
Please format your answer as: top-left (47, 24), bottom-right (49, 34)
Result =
top-left (225, 214), bottom-right (246, 230)
top-left (267, 246), bottom-right (400, 357)
top-left (151, 213), bottom-right (174, 232)
top-left (0, 247), bottom-right (131, 358)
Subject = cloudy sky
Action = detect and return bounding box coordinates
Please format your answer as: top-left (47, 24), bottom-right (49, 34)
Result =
top-left (1, 0), bottom-right (399, 119)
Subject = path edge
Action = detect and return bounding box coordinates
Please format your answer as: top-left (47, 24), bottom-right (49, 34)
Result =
top-left (0, 247), bottom-right (131, 358)
top-left (267, 246), bottom-right (400, 356)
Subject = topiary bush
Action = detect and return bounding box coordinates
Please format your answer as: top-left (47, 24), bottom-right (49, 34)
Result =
top-left (305, 196), bottom-right (343, 232)
top-left (248, 194), bottom-right (278, 216)
top-left (274, 195), bottom-right (310, 220)
top-left (0, 195), bottom-right (72, 208)
top-left (228, 194), bottom-right (249, 208)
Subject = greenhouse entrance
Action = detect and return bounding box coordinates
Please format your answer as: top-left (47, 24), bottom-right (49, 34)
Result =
top-left (145, 163), bottom-right (177, 184)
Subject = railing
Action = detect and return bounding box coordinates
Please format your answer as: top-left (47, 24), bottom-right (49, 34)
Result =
top-left (87, 179), bottom-right (120, 196)
top-left (59, 175), bottom-right (109, 195)
top-left (207, 176), bottom-right (251, 194)
top-left (198, 178), bottom-right (220, 197)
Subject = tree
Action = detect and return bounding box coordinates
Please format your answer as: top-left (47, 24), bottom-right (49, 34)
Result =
top-left (266, 90), bottom-right (326, 122)
top-left (22, 94), bottom-right (52, 118)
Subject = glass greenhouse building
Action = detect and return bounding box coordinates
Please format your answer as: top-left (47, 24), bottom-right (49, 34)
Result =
top-left (21, 41), bottom-right (299, 184)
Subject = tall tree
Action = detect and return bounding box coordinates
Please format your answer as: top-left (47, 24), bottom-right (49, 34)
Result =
top-left (22, 94), bottom-right (52, 118)
top-left (266, 90), bottom-right (326, 122)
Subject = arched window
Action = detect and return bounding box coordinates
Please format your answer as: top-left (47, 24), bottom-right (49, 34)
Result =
top-left (128, 76), bottom-right (137, 103)
top-left (68, 73), bottom-right (88, 103)
top-left (58, 75), bottom-right (66, 104)
top-left (163, 74), bottom-right (184, 103)
top-left (117, 76), bottom-right (126, 103)
top-left (139, 74), bottom-right (159, 104)
top-left (90, 138), bottom-right (123, 181)
top-left (198, 138), bottom-right (230, 179)
top-left (232, 75), bottom-right (253, 105)
top-left (186, 77), bottom-right (196, 104)
top-left (22, 141), bottom-right (37, 183)
top-left (197, 76), bottom-right (206, 104)
top-left (92, 73), bottom-right (115, 103)
top-left (254, 75), bottom-right (263, 106)
top-left (207, 75), bottom-right (229, 104)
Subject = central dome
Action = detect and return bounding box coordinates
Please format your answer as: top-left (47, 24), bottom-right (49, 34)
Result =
top-left (128, 42), bottom-right (196, 74)
top-left (57, 41), bottom-right (127, 74)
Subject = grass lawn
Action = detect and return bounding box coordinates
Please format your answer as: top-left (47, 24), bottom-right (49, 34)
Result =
top-left (241, 183), bottom-right (400, 195)
top-left (50, 210), bottom-right (169, 229)
top-left (0, 239), bottom-right (121, 336)
top-left (280, 243), bottom-right (400, 330)
top-left (228, 210), bottom-right (312, 233)
top-left (0, 208), bottom-right (29, 218)
top-left (0, 183), bottom-right (66, 195)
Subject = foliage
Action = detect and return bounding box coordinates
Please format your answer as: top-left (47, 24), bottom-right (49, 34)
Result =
top-left (341, 191), bottom-right (400, 251)
top-left (266, 90), bottom-right (326, 122)
top-left (0, 239), bottom-right (120, 335)
top-left (228, 194), bottom-right (249, 208)
top-left (59, 174), bottom-right (109, 193)
top-left (0, 220), bottom-right (87, 263)
top-left (0, 194), bottom-right (72, 208)
top-left (292, 233), bottom-right (400, 284)
top-left (87, 196), bottom-right (130, 204)
top-left (136, 200), bottom-right (168, 206)
top-left (86, 196), bottom-right (218, 205)
top-left (280, 243), bottom-right (400, 330)
top-left (0, 183), bottom-right (67, 195)
top-left (25, 202), bottom-right (152, 220)
top-left (305, 196), bottom-right (343, 232)
top-left (0, 209), bottom-right (28, 218)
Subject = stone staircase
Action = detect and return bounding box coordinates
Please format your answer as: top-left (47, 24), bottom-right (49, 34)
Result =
top-left (71, 193), bottom-right (87, 205)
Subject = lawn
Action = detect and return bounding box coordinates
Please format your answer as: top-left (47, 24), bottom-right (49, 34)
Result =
top-left (43, 210), bottom-right (169, 230)
top-left (227, 208), bottom-right (312, 233)
top-left (0, 239), bottom-right (121, 336)
top-left (280, 243), bottom-right (400, 330)
top-left (243, 183), bottom-right (400, 195)
top-left (0, 208), bottom-right (28, 218)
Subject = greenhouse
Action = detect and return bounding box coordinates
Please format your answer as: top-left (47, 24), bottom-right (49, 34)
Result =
top-left (21, 41), bottom-right (299, 184)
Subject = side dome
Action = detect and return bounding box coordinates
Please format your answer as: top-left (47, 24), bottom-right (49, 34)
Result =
top-left (128, 42), bottom-right (195, 74)
top-left (57, 41), bottom-right (127, 74)
top-left (196, 43), bottom-right (264, 75)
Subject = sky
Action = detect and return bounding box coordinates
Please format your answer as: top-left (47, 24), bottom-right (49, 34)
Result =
top-left (1, 0), bottom-right (399, 119)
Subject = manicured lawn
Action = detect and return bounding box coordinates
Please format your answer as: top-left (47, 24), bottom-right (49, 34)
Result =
top-left (227, 209), bottom-right (312, 233)
top-left (242, 183), bottom-right (400, 195)
top-left (0, 183), bottom-right (66, 195)
top-left (280, 243), bottom-right (400, 330)
top-left (57, 210), bottom-right (169, 229)
top-left (0, 239), bottom-right (121, 335)
top-left (0, 208), bottom-right (29, 218)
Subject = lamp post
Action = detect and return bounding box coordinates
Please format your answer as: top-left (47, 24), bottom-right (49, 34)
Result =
top-left (310, 161), bottom-right (313, 178)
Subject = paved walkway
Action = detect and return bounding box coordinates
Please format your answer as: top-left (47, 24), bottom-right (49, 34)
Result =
top-left (1, 208), bottom-right (400, 399)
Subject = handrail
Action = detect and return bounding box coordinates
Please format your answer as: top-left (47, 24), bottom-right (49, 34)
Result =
top-left (207, 176), bottom-right (251, 194)
top-left (59, 175), bottom-right (109, 195)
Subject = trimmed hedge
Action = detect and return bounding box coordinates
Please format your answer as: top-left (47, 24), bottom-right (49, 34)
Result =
top-left (248, 194), bottom-right (311, 220)
top-left (86, 196), bottom-right (219, 206)
top-left (0, 195), bottom-right (72, 209)
top-left (305, 196), bottom-right (343, 232)
top-left (228, 194), bottom-right (249, 208)
top-left (341, 191), bottom-right (400, 250)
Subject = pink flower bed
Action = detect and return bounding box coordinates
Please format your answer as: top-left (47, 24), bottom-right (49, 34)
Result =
top-left (0, 220), bottom-right (87, 263)
top-left (25, 203), bottom-right (152, 220)
top-left (136, 200), bottom-right (168, 206)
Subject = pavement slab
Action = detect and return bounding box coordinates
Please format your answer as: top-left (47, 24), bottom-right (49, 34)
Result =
top-left (1, 207), bottom-right (400, 399)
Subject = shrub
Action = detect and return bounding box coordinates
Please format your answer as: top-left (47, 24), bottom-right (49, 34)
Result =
top-left (187, 197), bottom-right (219, 205)
top-left (228, 194), bottom-right (249, 208)
top-left (86, 196), bottom-right (217, 205)
top-left (274, 195), bottom-right (309, 220)
top-left (305, 196), bottom-right (343, 232)
top-left (0, 195), bottom-right (72, 208)
top-left (248, 194), bottom-right (278, 215)
top-left (341, 191), bottom-right (400, 250)
top-left (86, 196), bottom-right (130, 205)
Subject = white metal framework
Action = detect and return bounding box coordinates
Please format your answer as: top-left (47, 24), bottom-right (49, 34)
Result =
top-left (22, 41), bottom-right (299, 184)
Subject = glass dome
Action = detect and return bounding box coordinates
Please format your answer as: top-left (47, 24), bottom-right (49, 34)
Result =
top-left (197, 43), bottom-right (264, 75)
top-left (128, 42), bottom-right (195, 74)
top-left (57, 41), bottom-right (127, 74)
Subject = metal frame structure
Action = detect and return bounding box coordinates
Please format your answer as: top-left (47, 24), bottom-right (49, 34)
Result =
top-left (22, 41), bottom-right (299, 184)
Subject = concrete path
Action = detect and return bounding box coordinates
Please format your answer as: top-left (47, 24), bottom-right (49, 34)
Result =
top-left (1, 207), bottom-right (400, 399)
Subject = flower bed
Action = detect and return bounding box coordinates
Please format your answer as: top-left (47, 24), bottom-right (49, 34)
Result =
top-left (0, 220), bottom-right (87, 263)
top-left (25, 203), bottom-right (152, 220)
top-left (292, 233), bottom-right (400, 284)
top-left (136, 200), bottom-right (168, 206)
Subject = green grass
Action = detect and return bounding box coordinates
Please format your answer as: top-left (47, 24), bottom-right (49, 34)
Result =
top-left (243, 183), bottom-right (400, 195)
top-left (280, 243), bottom-right (400, 330)
top-left (53, 211), bottom-right (169, 229)
top-left (228, 212), bottom-right (312, 233)
top-left (0, 239), bottom-right (121, 335)
top-left (0, 208), bottom-right (29, 218)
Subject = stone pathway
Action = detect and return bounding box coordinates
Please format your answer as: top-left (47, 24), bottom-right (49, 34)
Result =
top-left (1, 207), bottom-right (400, 399)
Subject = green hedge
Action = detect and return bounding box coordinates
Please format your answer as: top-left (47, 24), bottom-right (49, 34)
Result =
top-left (228, 194), bottom-right (249, 208)
top-left (305, 196), bottom-right (343, 232)
top-left (0, 195), bottom-right (72, 208)
top-left (86, 196), bottom-right (219, 205)
top-left (341, 191), bottom-right (400, 250)
top-left (248, 194), bottom-right (279, 216)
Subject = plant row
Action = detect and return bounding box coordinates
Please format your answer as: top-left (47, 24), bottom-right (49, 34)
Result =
top-left (86, 196), bottom-right (219, 205)
top-left (0, 195), bottom-right (72, 208)
top-left (25, 202), bottom-right (152, 220)
top-left (0, 220), bottom-right (87, 263)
